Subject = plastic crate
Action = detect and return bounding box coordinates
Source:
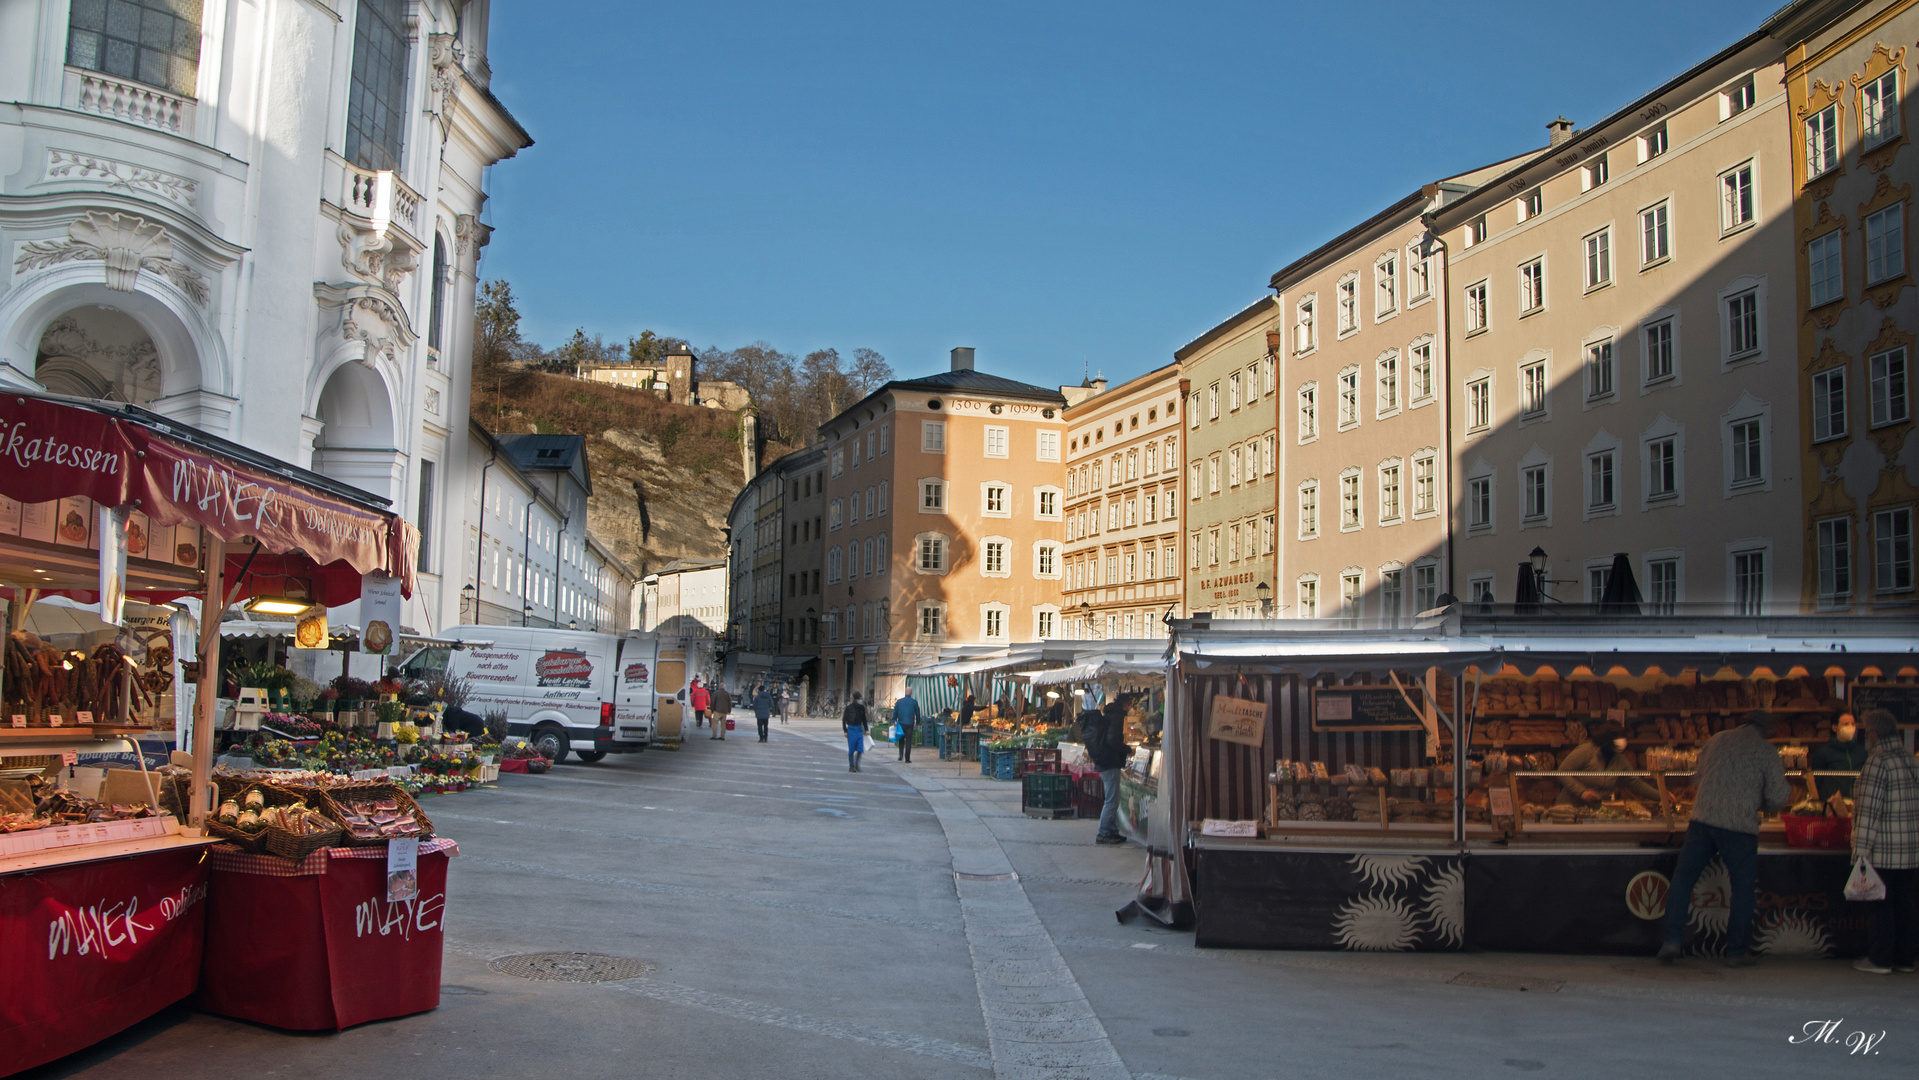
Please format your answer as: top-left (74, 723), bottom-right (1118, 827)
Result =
top-left (1023, 771), bottom-right (1075, 818)
top-left (1018, 747), bottom-right (1061, 778)
top-left (942, 730), bottom-right (980, 762)
top-left (992, 750), bottom-right (1018, 781)
top-left (1074, 773), bottom-right (1107, 818)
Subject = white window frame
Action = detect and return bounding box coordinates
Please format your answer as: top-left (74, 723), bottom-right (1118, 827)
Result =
top-left (1336, 274), bottom-right (1360, 336)
top-left (1874, 506), bottom-right (1914, 595)
top-left (1583, 431), bottom-right (1620, 520)
top-left (1338, 469), bottom-right (1362, 533)
top-left (1720, 276), bottom-right (1767, 365)
top-left (981, 425), bottom-right (1008, 459)
top-left (921, 420), bottom-right (946, 453)
top-left (1296, 575), bottom-right (1319, 619)
top-left (1468, 573), bottom-right (1496, 607)
top-left (1519, 449), bottom-right (1552, 526)
top-left (1376, 351), bottom-right (1400, 417)
top-left (1813, 365), bottom-right (1847, 442)
top-left (918, 478), bottom-right (947, 514)
top-left (1863, 69), bottom-right (1901, 149)
top-left (1583, 153), bottom-right (1609, 190)
top-left (1721, 394), bottom-right (1771, 497)
top-left (1411, 450), bottom-right (1438, 519)
top-left (1034, 604), bottom-right (1060, 641)
top-left (1466, 372), bottom-right (1493, 434)
top-left (1865, 203), bottom-right (1906, 287)
top-left (1519, 355), bottom-right (1550, 420)
top-left (1337, 367), bottom-right (1361, 429)
top-left (1339, 569), bottom-right (1363, 625)
top-left (1816, 516), bottom-right (1852, 608)
top-left (1378, 458), bottom-right (1403, 525)
top-left (1871, 346), bottom-right (1909, 428)
top-left (1721, 76), bottom-right (1755, 120)
top-left (1645, 550), bottom-right (1684, 614)
top-left (1728, 540), bottom-right (1772, 616)
top-left (1297, 383), bottom-right (1319, 442)
top-left (1518, 256), bottom-right (1546, 314)
top-left (1720, 160), bottom-right (1756, 233)
top-left (981, 536), bottom-right (1012, 578)
top-left (1638, 123), bottom-right (1668, 162)
top-left (1465, 459), bottom-right (1495, 533)
top-left (1641, 309), bottom-right (1681, 389)
top-left (981, 481), bottom-right (1011, 518)
top-left (1376, 254), bottom-right (1398, 320)
top-left (1809, 229), bottom-right (1844, 308)
top-left (1036, 429), bottom-right (1060, 462)
top-left (1640, 199), bottom-right (1671, 266)
top-left (1641, 414), bottom-right (1685, 508)
top-left (1033, 541), bottom-right (1060, 579)
top-left (1583, 227), bottom-right (1613, 290)
top-left (1034, 485), bottom-right (1062, 520)
top-left (1464, 279), bottom-right (1489, 333)
top-left (1806, 103), bottom-right (1840, 178)
top-left (914, 532), bottom-right (950, 575)
top-left (1295, 296), bottom-right (1318, 354)
top-left (916, 601), bottom-right (947, 641)
top-left (1407, 246), bottom-right (1433, 304)
top-left (1409, 338), bottom-right (1436, 405)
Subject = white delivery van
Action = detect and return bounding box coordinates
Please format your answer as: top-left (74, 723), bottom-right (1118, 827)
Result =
top-left (402, 626), bottom-right (658, 763)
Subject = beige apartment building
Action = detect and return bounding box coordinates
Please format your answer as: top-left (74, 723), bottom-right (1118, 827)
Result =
top-left (1062, 363), bottom-right (1186, 638)
top-left (1785, 0), bottom-right (1919, 612)
top-left (817, 350), bottom-right (1068, 703)
top-left (1176, 298), bottom-right (1280, 619)
top-left (1426, 25), bottom-right (1804, 613)
top-left (1273, 158), bottom-right (1524, 625)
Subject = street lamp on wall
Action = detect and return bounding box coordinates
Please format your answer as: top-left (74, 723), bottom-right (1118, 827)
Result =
top-left (1255, 580), bottom-right (1273, 618)
top-left (1079, 600), bottom-right (1100, 640)
top-left (461, 583), bottom-right (475, 621)
top-left (522, 603), bottom-right (533, 627)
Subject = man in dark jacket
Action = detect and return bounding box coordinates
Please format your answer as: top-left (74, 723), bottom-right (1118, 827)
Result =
top-left (709, 684), bottom-right (732, 740)
top-left (752, 684), bottom-right (775, 742)
top-left (841, 692), bottom-right (869, 772)
top-left (893, 689), bottom-right (921, 762)
top-left (1083, 699), bottom-right (1130, 844)
top-left (1809, 713), bottom-right (1868, 798)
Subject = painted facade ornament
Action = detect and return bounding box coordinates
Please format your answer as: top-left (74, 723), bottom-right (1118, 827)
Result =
top-left (428, 34), bottom-right (467, 116)
top-left (315, 282), bottom-right (417, 367)
top-left (337, 219), bottom-right (420, 292)
top-left (454, 213), bottom-right (491, 256)
top-left (13, 210), bottom-right (209, 305)
top-left (44, 149), bottom-right (199, 208)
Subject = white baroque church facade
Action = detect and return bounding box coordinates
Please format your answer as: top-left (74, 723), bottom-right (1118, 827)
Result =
top-left (0, 0), bottom-right (530, 632)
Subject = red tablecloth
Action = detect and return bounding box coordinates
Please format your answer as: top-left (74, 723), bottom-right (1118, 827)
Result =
top-left (199, 841), bottom-right (456, 1030)
top-left (0, 845), bottom-right (210, 1077)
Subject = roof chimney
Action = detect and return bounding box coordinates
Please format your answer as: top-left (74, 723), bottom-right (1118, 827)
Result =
top-left (1547, 116), bottom-right (1574, 146)
top-left (950, 347), bottom-right (975, 372)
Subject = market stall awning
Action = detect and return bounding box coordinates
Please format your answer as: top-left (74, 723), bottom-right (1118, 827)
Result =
top-left (0, 392), bottom-right (417, 606)
top-left (1029, 659), bottom-right (1169, 685)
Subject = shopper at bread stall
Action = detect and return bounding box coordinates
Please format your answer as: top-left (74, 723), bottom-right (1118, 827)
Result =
top-left (1809, 712), bottom-right (1868, 798)
top-left (1555, 722), bottom-right (1662, 805)
top-left (1657, 711), bottom-right (1792, 968)
top-left (1848, 709), bottom-right (1919, 975)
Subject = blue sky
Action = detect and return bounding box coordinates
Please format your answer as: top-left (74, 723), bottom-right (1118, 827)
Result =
top-left (480, 0), bottom-right (1778, 388)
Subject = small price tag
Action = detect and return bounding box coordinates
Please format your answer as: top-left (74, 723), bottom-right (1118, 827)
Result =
top-left (386, 836), bottom-right (421, 902)
top-left (9, 715), bottom-right (22, 729)
top-left (75, 711), bottom-right (95, 725)
top-left (61, 750), bottom-right (78, 766)
top-left (1488, 787), bottom-right (1515, 817)
top-left (48, 714), bottom-right (63, 728)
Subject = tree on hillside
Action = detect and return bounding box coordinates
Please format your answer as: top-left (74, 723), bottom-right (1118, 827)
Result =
top-left (701, 342), bottom-right (894, 444)
top-left (473, 279), bottom-right (522, 374)
top-left (626, 330), bottom-right (693, 366)
top-left (548, 328), bottom-right (621, 374)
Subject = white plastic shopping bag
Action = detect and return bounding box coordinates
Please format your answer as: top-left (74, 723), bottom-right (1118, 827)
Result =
top-left (1845, 857), bottom-right (1887, 902)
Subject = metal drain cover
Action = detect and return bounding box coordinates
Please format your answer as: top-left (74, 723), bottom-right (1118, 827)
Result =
top-left (489, 953), bottom-right (657, 983)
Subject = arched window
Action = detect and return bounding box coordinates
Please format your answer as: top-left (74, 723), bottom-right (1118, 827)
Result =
top-left (428, 235), bottom-right (449, 354)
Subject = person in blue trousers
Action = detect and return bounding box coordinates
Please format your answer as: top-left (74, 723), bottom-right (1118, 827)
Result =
top-left (1084, 698), bottom-right (1131, 844)
top-left (1657, 711), bottom-right (1791, 967)
top-left (893, 688), bottom-right (921, 762)
top-left (841, 692), bottom-right (869, 772)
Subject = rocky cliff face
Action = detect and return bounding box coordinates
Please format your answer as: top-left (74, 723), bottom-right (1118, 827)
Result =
top-left (472, 368), bottom-right (794, 577)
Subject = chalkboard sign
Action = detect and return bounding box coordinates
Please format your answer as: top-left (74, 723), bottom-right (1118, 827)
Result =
top-left (1312, 685), bottom-right (1426, 732)
top-left (1849, 683), bottom-right (1919, 729)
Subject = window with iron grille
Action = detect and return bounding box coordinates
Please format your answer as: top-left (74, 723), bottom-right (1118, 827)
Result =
top-left (345, 0), bottom-right (411, 172)
top-left (67, 0), bottom-right (202, 97)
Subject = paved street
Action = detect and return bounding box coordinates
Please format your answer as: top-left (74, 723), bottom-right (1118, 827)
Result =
top-left (31, 718), bottom-right (1918, 1080)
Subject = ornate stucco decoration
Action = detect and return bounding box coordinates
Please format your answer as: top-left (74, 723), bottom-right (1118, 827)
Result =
top-left (44, 150), bottom-right (199, 209)
top-left (13, 211), bottom-right (209, 305)
top-left (337, 219), bottom-right (420, 292)
top-left (314, 282), bottom-right (418, 367)
top-left (454, 213), bottom-right (491, 256)
top-left (428, 34), bottom-right (467, 116)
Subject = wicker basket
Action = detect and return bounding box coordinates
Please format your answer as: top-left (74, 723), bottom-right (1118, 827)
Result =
top-left (206, 781), bottom-right (331, 853)
top-left (304, 780), bottom-right (435, 847)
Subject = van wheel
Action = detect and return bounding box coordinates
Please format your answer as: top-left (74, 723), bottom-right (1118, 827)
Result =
top-left (573, 750), bottom-right (606, 763)
top-left (531, 724), bottom-right (569, 764)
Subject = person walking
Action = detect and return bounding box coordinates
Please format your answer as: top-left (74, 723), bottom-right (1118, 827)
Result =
top-left (1810, 713), bottom-right (1869, 798)
top-left (1084, 697), bottom-right (1131, 844)
top-left (1657, 711), bottom-right (1791, 966)
top-left (709, 683), bottom-right (732, 740)
top-left (690, 678), bottom-right (710, 730)
top-left (893, 688), bottom-right (921, 763)
top-left (842, 692), bottom-right (870, 773)
top-left (1849, 709), bottom-right (1919, 975)
top-left (752, 683), bottom-right (775, 742)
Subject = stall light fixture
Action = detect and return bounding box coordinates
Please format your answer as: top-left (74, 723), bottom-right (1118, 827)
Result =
top-left (244, 596), bottom-right (312, 616)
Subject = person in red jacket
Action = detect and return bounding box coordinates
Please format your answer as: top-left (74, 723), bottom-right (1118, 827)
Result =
top-left (690, 678), bottom-right (711, 729)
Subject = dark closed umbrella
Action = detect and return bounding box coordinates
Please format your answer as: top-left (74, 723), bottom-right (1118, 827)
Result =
top-left (1598, 552), bottom-right (1642, 614)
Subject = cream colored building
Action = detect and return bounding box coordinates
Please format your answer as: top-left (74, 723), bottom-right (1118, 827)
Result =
top-left (1176, 298), bottom-right (1279, 619)
top-left (1062, 363), bottom-right (1185, 638)
top-left (1273, 159), bottom-right (1524, 624)
top-left (1426, 26), bottom-right (1804, 613)
top-left (1784, 0), bottom-right (1919, 612)
top-left (817, 349), bottom-right (1067, 704)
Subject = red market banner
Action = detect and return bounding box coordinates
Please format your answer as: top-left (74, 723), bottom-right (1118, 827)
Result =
top-left (0, 846), bottom-right (210, 1076)
top-left (0, 394), bottom-right (415, 599)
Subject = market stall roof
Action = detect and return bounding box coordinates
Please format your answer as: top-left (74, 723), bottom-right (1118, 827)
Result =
top-left (1173, 612), bottom-right (1919, 678)
top-left (0, 392), bottom-right (418, 607)
top-left (1029, 658), bottom-right (1170, 685)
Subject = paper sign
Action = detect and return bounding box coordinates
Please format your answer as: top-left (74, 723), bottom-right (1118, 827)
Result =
top-left (360, 572), bottom-right (403, 655)
top-left (98, 504), bottom-right (128, 623)
top-left (10, 715), bottom-right (22, 729)
top-left (1200, 819), bottom-right (1260, 837)
top-left (1208, 695), bottom-right (1268, 747)
top-left (386, 836), bottom-right (421, 902)
top-left (48, 714), bottom-right (62, 728)
top-left (61, 751), bottom-right (78, 766)
top-left (1488, 787), bottom-right (1514, 816)
top-left (75, 711), bottom-right (94, 725)
top-left (1605, 705), bottom-right (1626, 724)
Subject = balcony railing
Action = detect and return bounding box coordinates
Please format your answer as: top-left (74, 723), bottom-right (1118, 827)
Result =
top-left (64, 67), bottom-right (195, 136)
top-left (339, 162), bottom-right (424, 241)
